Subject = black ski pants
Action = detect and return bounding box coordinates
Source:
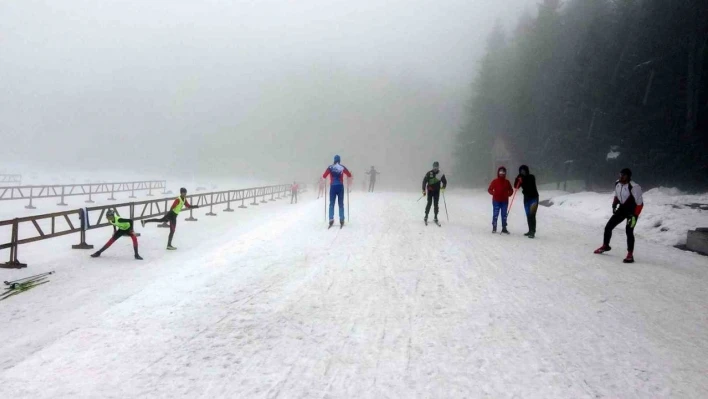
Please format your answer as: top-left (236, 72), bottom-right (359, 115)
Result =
top-left (425, 190), bottom-right (440, 219)
top-left (603, 209), bottom-right (635, 252)
top-left (144, 211), bottom-right (178, 246)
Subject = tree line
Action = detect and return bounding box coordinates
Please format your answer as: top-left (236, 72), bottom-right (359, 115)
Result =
top-left (455, 0), bottom-right (708, 191)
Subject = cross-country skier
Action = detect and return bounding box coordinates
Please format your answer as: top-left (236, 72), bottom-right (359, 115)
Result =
top-left (488, 166), bottom-right (513, 234)
top-left (366, 166), bottom-right (380, 192)
top-left (141, 187), bottom-right (199, 250)
top-left (91, 209), bottom-right (142, 260)
top-left (422, 161), bottom-right (447, 225)
top-left (515, 165), bottom-right (539, 238)
top-left (291, 181), bottom-right (299, 204)
top-left (594, 168), bottom-right (644, 263)
top-left (322, 155), bottom-right (352, 228)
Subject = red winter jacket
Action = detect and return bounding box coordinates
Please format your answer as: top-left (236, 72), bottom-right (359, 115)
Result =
top-left (488, 177), bottom-right (513, 202)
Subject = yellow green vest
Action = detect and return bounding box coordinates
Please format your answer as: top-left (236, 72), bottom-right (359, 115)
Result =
top-left (109, 215), bottom-right (131, 230)
top-left (173, 196), bottom-right (185, 214)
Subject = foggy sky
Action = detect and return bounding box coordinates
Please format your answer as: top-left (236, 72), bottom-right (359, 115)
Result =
top-left (1, 0), bottom-right (536, 186)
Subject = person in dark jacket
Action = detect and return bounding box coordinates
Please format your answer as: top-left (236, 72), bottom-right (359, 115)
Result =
top-left (515, 165), bottom-right (539, 238)
top-left (594, 168), bottom-right (644, 263)
top-left (422, 161), bottom-right (447, 224)
top-left (91, 209), bottom-right (142, 260)
top-left (488, 166), bottom-right (514, 234)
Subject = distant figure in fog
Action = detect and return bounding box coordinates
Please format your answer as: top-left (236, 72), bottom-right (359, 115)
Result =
top-left (317, 178), bottom-right (326, 199)
top-left (291, 181), bottom-right (299, 204)
top-left (366, 166), bottom-right (380, 192)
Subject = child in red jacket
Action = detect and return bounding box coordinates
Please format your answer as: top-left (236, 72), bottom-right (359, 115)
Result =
top-left (488, 166), bottom-right (514, 234)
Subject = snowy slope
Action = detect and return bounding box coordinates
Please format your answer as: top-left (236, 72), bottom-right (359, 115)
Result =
top-left (1, 190), bottom-right (707, 398)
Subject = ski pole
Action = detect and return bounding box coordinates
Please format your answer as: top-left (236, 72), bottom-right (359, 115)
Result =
top-left (4, 271), bottom-right (54, 286)
top-left (417, 194), bottom-right (425, 202)
top-left (442, 191), bottom-right (449, 222)
top-left (507, 188), bottom-right (519, 219)
top-left (347, 181), bottom-right (350, 223)
top-left (498, 188), bottom-right (519, 234)
top-left (324, 183), bottom-right (327, 222)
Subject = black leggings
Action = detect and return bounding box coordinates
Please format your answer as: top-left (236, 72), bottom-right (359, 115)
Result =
top-left (603, 211), bottom-right (635, 252)
top-left (144, 211), bottom-right (178, 246)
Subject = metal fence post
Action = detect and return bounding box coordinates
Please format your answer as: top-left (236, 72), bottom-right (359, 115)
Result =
top-left (2, 219), bottom-right (27, 269)
top-left (186, 196), bottom-right (198, 221)
top-left (57, 187), bottom-right (68, 206)
top-left (207, 193), bottom-right (217, 216)
top-left (224, 192), bottom-right (234, 212)
top-left (26, 188), bottom-right (36, 210)
top-left (72, 209), bottom-right (94, 250)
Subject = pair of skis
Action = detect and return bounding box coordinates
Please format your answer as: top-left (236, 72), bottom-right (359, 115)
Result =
top-left (425, 219), bottom-right (441, 227)
top-left (1, 271), bottom-right (54, 301)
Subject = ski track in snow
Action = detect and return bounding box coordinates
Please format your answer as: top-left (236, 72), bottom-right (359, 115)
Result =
top-left (1, 191), bottom-right (707, 398)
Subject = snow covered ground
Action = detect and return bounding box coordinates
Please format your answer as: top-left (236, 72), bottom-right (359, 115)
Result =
top-left (1, 188), bottom-right (707, 398)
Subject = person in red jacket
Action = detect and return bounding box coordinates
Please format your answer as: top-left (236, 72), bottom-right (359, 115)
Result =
top-left (488, 166), bottom-right (514, 234)
top-left (291, 181), bottom-right (299, 204)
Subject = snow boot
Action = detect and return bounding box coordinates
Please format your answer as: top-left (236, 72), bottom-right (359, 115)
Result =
top-left (167, 245), bottom-right (177, 250)
top-left (135, 254), bottom-right (143, 260)
top-left (501, 227), bottom-right (510, 235)
top-left (492, 226), bottom-right (497, 233)
top-left (141, 220), bottom-right (146, 228)
top-left (594, 245), bottom-right (611, 254)
top-left (527, 232), bottom-right (535, 239)
top-left (623, 252), bottom-right (634, 263)
top-left (328, 220), bottom-right (334, 229)
top-left (90, 251), bottom-right (101, 258)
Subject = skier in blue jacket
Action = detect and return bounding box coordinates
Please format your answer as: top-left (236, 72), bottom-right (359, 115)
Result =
top-left (322, 155), bottom-right (352, 228)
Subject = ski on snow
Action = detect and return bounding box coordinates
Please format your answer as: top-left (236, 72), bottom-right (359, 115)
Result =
top-left (1, 277), bottom-right (51, 301)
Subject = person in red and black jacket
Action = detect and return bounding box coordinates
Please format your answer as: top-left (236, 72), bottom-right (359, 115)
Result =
top-left (142, 187), bottom-right (199, 250)
top-left (594, 168), bottom-right (644, 263)
top-left (488, 166), bottom-right (514, 234)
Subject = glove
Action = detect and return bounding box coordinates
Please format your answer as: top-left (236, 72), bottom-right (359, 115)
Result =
top-left (612, 203), bottom-right (618, 214)
top-left (441, 188), bottom-right (446, 193)
top-left (423, 191), bottom-right (426, 196)
top-left (627, 215), bottom-right (638, 229)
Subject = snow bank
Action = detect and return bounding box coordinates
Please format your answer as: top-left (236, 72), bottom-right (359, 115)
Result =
top-left (543, 188), bottom-right (708, 247)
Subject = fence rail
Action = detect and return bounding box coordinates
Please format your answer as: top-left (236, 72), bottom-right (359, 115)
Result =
top-left (0, 174), bottom-right (21, 186)
top-left (0, 180), bottom-right (169, 209)
top-left (0, 184), bottom-right (291, 268)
